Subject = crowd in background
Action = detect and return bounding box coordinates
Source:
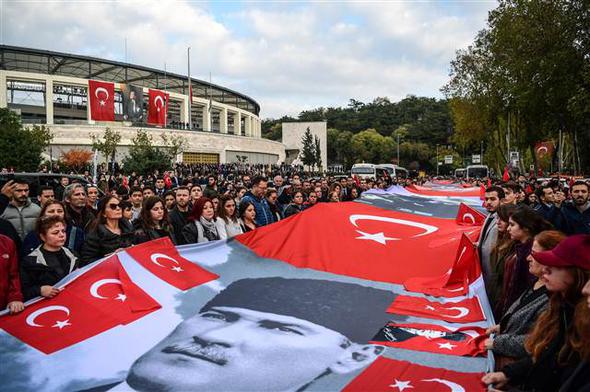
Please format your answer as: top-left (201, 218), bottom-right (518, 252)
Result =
top-left (0, 163), bottom-right (589, 391)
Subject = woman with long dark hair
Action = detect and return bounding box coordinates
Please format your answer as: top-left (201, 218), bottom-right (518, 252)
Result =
top-left (489, 204), bottom-right (518, 308)
top-left (239, 201), bottom-right (257, 233)
top-left (182, 197), bottom-right (226, 243)
top-left (495, 206), bottom-right (552, 317)
top-left (283, 190), bottom-right (305, 218)
top-left (133, 196), bottom-right (175, 244)
top-left (79, 196), bottom-right (134, 266)
top-left (483, 235), bottom-right (590, 392)
top-left (217, 195), bottom-right (243, 238)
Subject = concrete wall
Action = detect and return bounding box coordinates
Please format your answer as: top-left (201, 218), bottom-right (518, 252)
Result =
top-left (281, 121), bottom-right (327, 171)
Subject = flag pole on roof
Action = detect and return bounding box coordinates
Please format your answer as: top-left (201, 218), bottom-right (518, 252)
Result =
top-left (187, 47), bottom-right (192, 130)
top-left (209, 71), bottom-right (212, 131)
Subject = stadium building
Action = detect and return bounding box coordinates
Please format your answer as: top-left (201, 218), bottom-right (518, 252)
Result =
top-left (0, 45), bottom-right (285, 164)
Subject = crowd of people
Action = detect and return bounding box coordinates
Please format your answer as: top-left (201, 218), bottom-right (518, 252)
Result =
top-left (0, 163), bottom-right (589, 391)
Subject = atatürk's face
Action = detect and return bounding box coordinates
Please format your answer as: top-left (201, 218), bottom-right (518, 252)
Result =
top-left (128, 306), bottom-right (353, 391)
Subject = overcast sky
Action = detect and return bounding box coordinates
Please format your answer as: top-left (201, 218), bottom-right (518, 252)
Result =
top-left (1, 0), bottom-right (495, 118)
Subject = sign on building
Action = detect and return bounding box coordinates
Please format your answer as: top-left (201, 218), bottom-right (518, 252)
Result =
top-left (444, 155), bottom-right (453, 164)
top-left (472, 154), bottom-right (481, 164)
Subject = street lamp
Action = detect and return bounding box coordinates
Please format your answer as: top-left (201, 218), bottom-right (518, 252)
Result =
top-left (436, 144), bottom-right (439, 176)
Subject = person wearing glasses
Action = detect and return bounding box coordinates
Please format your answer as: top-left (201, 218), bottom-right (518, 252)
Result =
top-left (20, 215), bottom-right (78, 301)
top-left (79, 196), bottom-right (134, 267)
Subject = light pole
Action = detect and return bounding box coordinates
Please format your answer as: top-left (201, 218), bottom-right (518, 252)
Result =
top-left (480, 140), bottom-right (484, 165)
top-left (397, 133), bottom-right (400, 165)
top-left (436, 144), bottom-right (439, 176)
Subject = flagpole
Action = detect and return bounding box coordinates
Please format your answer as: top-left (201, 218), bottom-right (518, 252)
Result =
top-left (187, 47), bottom-right (192, 130)
top-left (164, 62), bottom-right (167, 128)
top-left (209, 71), bottom-right (212, 132)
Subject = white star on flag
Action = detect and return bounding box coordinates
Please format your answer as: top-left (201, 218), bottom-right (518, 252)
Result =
top-left (52, 319), bottom-right (72, 329)
top-left (438, 342), bottom-right (456, 350)
top-left (389, 379), bottom-right (414, 391)
top-left (355, 230), bottom-right (396, 245)
top-left (99, 100), bottom-right (105, 106)
top-left (115, 293), bottom-right (127, 302)
top-left (171, 266), bottom-right (184, 273)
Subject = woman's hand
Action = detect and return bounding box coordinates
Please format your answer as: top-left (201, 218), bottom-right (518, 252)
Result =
top-left (7, 301), bottom-right (25, 314)
top-left (482, 372), bottom-right (509, 389)
top-left (484, 337), bottom-right (494, 350)
top-left (486, 324), bottom-right (500, 335)
top-left (40, 285), bottom-right (61, 298)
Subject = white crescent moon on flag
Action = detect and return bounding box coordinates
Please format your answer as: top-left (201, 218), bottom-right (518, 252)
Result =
top-left (25, 305), bottom-right (70, 327)
top-left (150, 253), bottom-right (180, 268)
top-left (421, 378), bottom-right (465, 392)
top-left (90, 278), bottom-right (122, 299)
top-left (537, 146), bottom-right (548, 154)
top-left (154, 95), bottom-right (164, 110)
top-left (441, 306), bottom-right (470, 319)
top-left (462, 213), bottom-right (475, 224)
top-left (95, 87), bottom-right (109, 100)
top-left (349, 214), bottom-right (438, 238)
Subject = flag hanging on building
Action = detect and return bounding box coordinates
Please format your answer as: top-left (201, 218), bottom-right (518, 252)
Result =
top-left (147, 89), bottom-right (169, 126)
top-left (88, 80), bottom-right (115, 121)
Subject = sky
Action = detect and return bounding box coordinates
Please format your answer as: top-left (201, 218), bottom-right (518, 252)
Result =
top-left (1, 0), bottom-right (496, 119)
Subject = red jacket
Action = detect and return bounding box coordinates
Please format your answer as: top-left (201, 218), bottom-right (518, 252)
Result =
top-left (0, 234), bottom-right (23, 308)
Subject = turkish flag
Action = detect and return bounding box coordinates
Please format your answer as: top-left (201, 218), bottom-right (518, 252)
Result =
top-left (370, 322), bottom-right (487, 357)
top-left (71, 255), bottom-right (161, 324)
top-left (126, 237), bottom-right (218, 290)
top-left (535, 141), bottom-right (554, 159)
top-left (455, 203), bottom-right (485, 226)
top-left (344, 357), bottom-right (485, 391)
top-left (147, 89), bottom-right (169, 126)
top-left (236, 202), bottom-right (479, 284)
top-left (404, 234), bottom-right (481, 297)
top-left (502, 166), bottom-right (510, 181)
top-left (0, 255), bottom-right (160, 354)
top-left (88, 80), bottom-right (115, 121)
top-left (387, 295), bottom-right (485, 323)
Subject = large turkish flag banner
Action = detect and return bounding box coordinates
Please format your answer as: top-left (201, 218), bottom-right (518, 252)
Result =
top-left (88, 80), bottom-right (115, 121)
top-left (404, 234), bottom-right (481, 297)
top-left (371, 322), bottom-right (487, 357)
top-left (236, 202), bottom-right (479, 284)
top-left (126, 237), bottom-right (218, 290)
top-left (147, 89), bottom-right (169, 126)
top-left (0, 255), bottom-right (160, 354)
top-left (387, 295), bottom-right (485, 323)
top-left (344, 357), bottom-right (486, 391)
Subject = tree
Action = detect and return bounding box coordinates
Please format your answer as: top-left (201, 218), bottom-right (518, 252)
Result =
top-left (351, 129), bottom-right (395, 164)
top-left (0, 108), bottom-right (53, 171)
top-left (91, 127), bottom-right (121, 165)
top-left (60, 149), bottom-right (93, 173)
top-left (122, 129), bottom-right (176, 174)
top-left (314, 135), bottom-right (322, 172)
top-left (300, 127), bottom-right (316, 170)
top-left (160, 133), bottom-right (188, 160)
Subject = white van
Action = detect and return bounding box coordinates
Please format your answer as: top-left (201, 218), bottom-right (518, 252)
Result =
top-left (378, 164), bottom-right (409, 178)
top-left (466, 165), bottom-right (489, 179)
top-left (351, 164), bottom-right (388, 180)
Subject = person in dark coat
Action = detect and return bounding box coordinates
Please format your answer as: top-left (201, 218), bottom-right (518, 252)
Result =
top-left (482, 235), bottom-right (590, 392)
top-left (79, 196), bottom-right (134, 267)
top-left (133, 196), bottom-right (175, 244)
top-left (20, 216), bottom-right (78, 301)
top-left (168, 187), bottom-right (190, 245)
top-left (555, 181), bottom-right (590, 235)
top-left (283, 190), bottom-right (305, 218)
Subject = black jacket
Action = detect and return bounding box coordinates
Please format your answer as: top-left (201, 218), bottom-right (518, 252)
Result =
top-left (168, 207), bottom-right (189, 245)
top-left (560, 360), bottom-right (590, 392)
top-left (503, 301), bottom-right (578, 392)
top-left (79, 221), bottom-right (134, 267)
top-left (66, 205), bottom-right (96, 231)
top-left (133, 222), bottom-right (175, 245)
top-left (20, 246), bottom-right (78, 300)
top-left (555, 202), bottom-right (590, 235)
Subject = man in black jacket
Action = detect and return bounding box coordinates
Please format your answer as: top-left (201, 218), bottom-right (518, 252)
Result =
top-left (64, 184), bottom-right (95, 231)
top-left (168, 187), bottom-right (190, 245)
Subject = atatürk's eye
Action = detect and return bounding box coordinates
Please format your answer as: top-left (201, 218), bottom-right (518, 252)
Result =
top-left (200, 312), bottom-right (227, 321)
top-left (259, 321), bottom-right (304, 335)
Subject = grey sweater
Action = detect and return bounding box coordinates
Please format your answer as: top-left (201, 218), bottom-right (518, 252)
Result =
top-left (492, 284), bottom-right (548, 358)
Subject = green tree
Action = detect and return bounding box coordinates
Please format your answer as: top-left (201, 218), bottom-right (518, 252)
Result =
top-left (122, 129), bottom-right (173, 174)
top-left (0, 108), bottom-right (53, 171)
top-left (351, 129), bottom-right (395, 164)
top-left (91, 127), bottom-right (122, 165)
top-left (314, 135), bottom-right (322, 172)
top-left (160, 133), bottom-right (188, 160)
top-left (300, 127), bottom-right (316, 170)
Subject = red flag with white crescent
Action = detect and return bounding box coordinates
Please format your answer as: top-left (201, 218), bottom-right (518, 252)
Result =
top-left (88, 80), bottom-right (115, 121)
top-left (147, 89), bottom-right (169, 126)
top-left (404, 234), bottom-right (481, 297)
top-left (455, 203), bottom-right (486, 226)
top-left (535, 141), bottom-right (554, 159)
top-left (236, 202), bottom-right (479, 284)
top-left (370, 322), bottom-right (487, 357)
top-left (343, 357), bottom-right (486, 391)
top-left (126, 237), bottom-right (218, 290)
top-left (387, 295), bottom-right (485, 323)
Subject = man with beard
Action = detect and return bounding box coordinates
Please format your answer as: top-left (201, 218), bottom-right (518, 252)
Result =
top-left (84, 277), bottom-right (391, 392)
top-left (478, 186), bottom-right (505, 294)
top-left (168, 186), bottom-right (191, 244)
top-left (0, 179), bottom-right (40, 239)
top-left (556, 180), bottom-right (590, 235)
top-left (63, 183), bottom-right (95, 231)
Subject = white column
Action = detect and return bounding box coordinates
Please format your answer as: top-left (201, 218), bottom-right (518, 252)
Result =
top-left (255, 118), bottom-right (260, 137)
top-left (234, 112), bottom-right (241, 135)
top-left (220, 107), bottom-right (228, 134)
top-left (245, 115), bottom-right (252, 137)
top-left (45, 79), bottom-right (54, 125)
top-left (0, 72), bottom-right (7, 108)
top-left (202, 104), bottom-right (211, 132)
top-left (181, 96), bottom-right (190, 125)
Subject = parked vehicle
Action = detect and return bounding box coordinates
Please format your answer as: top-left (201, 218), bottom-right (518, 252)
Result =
top-left (351, 164), bottom-right (388, 180)
top-left (466, 165), bottom-right (489, 179)
top-left (0, 173), bottom-right (101, 199)
top-left (378, 164), bottom-right (409, 179)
